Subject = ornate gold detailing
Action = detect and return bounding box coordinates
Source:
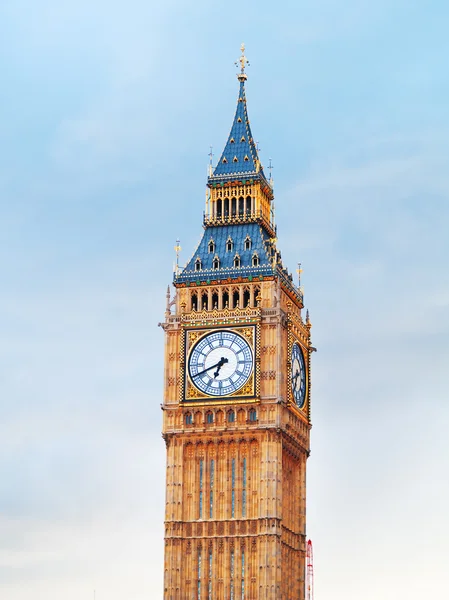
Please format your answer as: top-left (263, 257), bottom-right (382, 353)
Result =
top-left (186, 386), bottom-right (202, 399)
top-left (188, 330), bottom-right (202, 344)
top-left (240, 327), bottom-right (254, 341)
top-left (238, 381), bottom-right (253, 396)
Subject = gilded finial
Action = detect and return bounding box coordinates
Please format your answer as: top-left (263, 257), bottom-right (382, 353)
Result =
top-left (306, 309), bottom-right (311, 326)
top-left (296, 262), bottom-right (303, 287)
top-left (236, 43), bottom-right (249, 81)
top-left (268, 158), bottom-right (274, 186)
top-left (208, 146), bottom-right (214, 177)
top-left (174, 239), bottom-right (181, 276)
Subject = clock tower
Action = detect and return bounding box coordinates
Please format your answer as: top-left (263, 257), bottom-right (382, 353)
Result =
top-left (161, 46), bottom-right (314, 600)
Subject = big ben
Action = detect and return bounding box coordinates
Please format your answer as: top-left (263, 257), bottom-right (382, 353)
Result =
top-left (161, 46), bottom-right (314, 600)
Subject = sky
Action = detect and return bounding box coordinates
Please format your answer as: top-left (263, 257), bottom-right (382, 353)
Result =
top-left (1, 0), bottom-right (448, 598)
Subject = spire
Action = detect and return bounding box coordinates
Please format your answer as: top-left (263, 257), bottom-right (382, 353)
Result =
top-left (210, 44), bottom-right (266, 181)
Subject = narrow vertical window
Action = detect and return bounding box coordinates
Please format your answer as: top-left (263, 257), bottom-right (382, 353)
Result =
top-left (208, 549), bottom-right (213, 600)
top-left (242, 457), bottom-right (247, 517)
top-left (241, 550), bottom-right (245, 599)
top-left (231, 458), bottom-right (236, 518)
top-left (209, 459), bottom-right (215, 519)
top-left (230, 549), bottom-right (235, 600)
top-left (197, 549), bottom-right (202, 600)
top-left (199, 459), bottom-right (203, 519)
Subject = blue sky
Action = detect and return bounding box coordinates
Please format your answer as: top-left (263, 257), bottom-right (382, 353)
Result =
top-left (1, 1), bottom-right (448, 598)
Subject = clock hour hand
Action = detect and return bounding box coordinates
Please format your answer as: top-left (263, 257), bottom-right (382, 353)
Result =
top-left (213, 356), bottom-right (229, 378)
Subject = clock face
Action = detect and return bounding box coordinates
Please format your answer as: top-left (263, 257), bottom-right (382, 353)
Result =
top-left (291, 342), bottom-right (306, 408)
top-left (188, 330), bottom-right (254, 397)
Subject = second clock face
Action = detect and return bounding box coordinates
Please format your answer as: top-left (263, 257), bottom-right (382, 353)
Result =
top-left (188, 330), bottom-right (254, 397)
top-left (291, 342), bottom-right (306, 408)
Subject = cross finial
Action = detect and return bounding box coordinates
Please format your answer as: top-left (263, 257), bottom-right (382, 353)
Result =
top-left (236, 43), bottom-right (249, 81)
top-left (268, 158), bottom-right (274, 184)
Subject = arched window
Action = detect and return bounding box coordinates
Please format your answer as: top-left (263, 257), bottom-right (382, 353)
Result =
top-left (222, 290), bottom-right (229, 308)
top-left (244, 236), bottom-right (252, 251)
top-left (191, 292), bottom-right (198, 311)
top-left (206, 412), bottom-right (214, 424)
top-left (249, 409), bottom-right (257, 422)
top-left (195, 258), bottom-right (202, 271)
top-left (227, 410), bottom-right (235, 423)
top-left (213, 256), bottom-right (220, 270)
top-left (201, 292), bottom-right (208, 310)
top-left (252, 253), bottom-right (259, 267)
top-left (224, 198), bottom-right (229, 217)
top-left (226, 238), bottom-right (233, 252)
top-left (233, 254), bottom-right (241, 268)
top-left (212, 292), bottom-right (219, 309)
top-left (232, 290), bottom-right (239, 309)
top-left (246, 196), bottom-right (252, 215)
top-left (208, 240), bottom-right (215, 253)
top-left (238, 197), bottom-right (244, 216)
top-left (243, 289), bottom-right (250, 307)
top-left (185, 413), bottom-right (193, 425)
top-left (231, 197), bottom-right (236, 217)
top-left (217, 199), bottom-right (222, 218)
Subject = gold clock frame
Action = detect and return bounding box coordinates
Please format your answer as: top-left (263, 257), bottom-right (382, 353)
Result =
top-left (181, 324), bottom-right (260, 405)
top-left (287, 329), bottom-right (309, 417)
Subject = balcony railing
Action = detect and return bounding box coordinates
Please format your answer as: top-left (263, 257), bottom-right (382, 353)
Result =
top-left (203, 210), bottom-right (276, 237)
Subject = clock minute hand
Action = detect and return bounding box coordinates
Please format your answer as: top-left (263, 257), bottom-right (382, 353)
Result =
top-left (193, 357), bottom-right (228, 378)
top-left (193, 360), bottom-right (222, 378)
top-left (292, 369), bottom-right (300, 388)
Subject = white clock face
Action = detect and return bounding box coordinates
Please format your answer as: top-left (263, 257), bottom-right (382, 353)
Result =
top-left (188, 330), bottom-right (253, 397)
top-left (291, 342), bottom-right (306, 408)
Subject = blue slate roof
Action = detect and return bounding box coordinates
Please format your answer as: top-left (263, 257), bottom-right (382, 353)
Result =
top-left (210, 80), bottom-right (267, 181)
top-left (176, 223), bottom-right (272, 283)
top-left (175, 224), bottom-right (302, 305)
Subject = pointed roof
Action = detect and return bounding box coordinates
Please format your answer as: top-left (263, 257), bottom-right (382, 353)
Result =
top-left (208, 45), bottom-right (269, 185)
top-left (211, 78), bottom-right (266, 180)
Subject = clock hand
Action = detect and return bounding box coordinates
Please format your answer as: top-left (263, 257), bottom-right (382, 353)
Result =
top-left (193, 360), bottom-right (223, 378)
top-left (292, 369), bottom-right (300, 388)
top-left (193, 357), bottom-right (229, 378)
top-left (213, 357), bottom-right (229, 378)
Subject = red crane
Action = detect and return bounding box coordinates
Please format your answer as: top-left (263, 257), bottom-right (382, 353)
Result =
top-left (306, 539), bottom-right (314, 600)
